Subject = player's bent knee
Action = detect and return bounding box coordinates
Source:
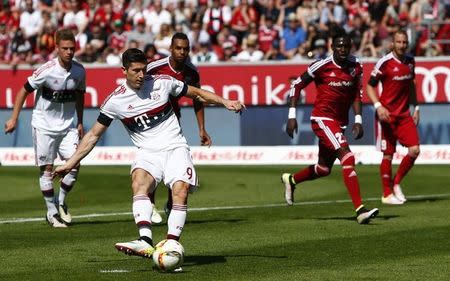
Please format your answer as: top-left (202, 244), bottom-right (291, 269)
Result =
top-left (409, 146), bottom-right (420, 158)
top-left (315, 164), bottom-right (331, 177)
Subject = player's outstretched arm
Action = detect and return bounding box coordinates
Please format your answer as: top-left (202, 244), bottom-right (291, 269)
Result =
top-left (53, 121), bottom-right (108, 178)
top-left (186, 85), bottom-right (245, 113)
top-left (4, 87), bottom-right (30, 134)
top-left (193, 99), bottom-right (212, 146)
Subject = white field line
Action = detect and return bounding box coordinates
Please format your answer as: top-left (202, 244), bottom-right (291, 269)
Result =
top-left (1, 193), bottom-right (449, 225)
top-left (99, 270), bottom-right (130, 273)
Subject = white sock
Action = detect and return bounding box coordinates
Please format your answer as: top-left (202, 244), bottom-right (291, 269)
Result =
top-left (132, 195), bottom-right (152, 239)
top-left (167, 204), bottom-right (187, 239)
top-left (39, 171), bottom-right (57, 215)
top-left (58, 169), bottom-right (78, 205)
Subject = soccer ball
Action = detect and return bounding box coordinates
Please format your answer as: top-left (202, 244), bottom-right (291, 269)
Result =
top-left (152, 239), bottom-right (185, 271)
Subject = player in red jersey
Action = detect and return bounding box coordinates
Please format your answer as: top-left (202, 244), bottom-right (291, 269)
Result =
top-left (146, 33), bottom-right (212, 223)
top-left (366, 30), bottom-right (420, 205)
top-left (282, 33), bottom-right (379, 224)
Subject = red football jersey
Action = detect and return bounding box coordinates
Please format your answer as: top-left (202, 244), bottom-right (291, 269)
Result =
top-left (369, 52), bottom-right (415, 117)
top-left (146, 56), bottom-right (200, 117)
top-left (291, 55), bottom-right (363, 126)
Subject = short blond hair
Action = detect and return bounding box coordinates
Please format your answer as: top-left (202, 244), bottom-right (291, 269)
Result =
top-left (55, 28), bottom-right (75, 44)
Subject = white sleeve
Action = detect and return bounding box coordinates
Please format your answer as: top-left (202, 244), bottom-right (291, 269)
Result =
top-left (169, 78), bottom-right (188, 97)
top-left (27, 66), bottom-right (50, 90)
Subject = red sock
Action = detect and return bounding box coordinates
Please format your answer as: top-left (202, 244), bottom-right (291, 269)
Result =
top-left (341, 153), bottom-right (362, 209)
top-left (393, 155), bottom-right (416, 185)
top-left (293, 164), bottom-right (329, 183)
top-left (380, 158), bottom-right (393, 197)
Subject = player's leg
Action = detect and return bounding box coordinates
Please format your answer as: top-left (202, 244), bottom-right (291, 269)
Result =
top-left (115, 150), bottom-right (164, 258)
top-left (376, 118), bottom-right (403, 204)
top-left (393, 116), bottom-right (421, 202)
top-left (115, 168), bottom-right (156, 258)
top-left (33, 127), bottom-right (66, 228)
top-left (281, 119), bottom-right (334, 205)
top-left (57, 128), bottom-right (81, 223)
top-left (337, 146), bottom-right (379, 224)
top-left (164, 147), bottom-right (198, 241)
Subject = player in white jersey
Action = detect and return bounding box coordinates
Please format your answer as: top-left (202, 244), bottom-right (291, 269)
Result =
top-left (53, 48), bottom-right (245, 258)
top-left (4, 28), bottom-right (86, 228)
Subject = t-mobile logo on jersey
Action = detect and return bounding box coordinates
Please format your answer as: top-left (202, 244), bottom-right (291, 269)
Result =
top-left (134, 113), bottom-right (158, 130)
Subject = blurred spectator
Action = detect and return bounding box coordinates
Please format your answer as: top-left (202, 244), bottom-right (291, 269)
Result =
top-left (216, 24), bottom-right (238, 51)
top-left (368, 0), bottom-right (389, 23)
top-left (93, 1), bottom-right (121, 34)
top-left (233, 37), bottom-right (264, 62)
top-left (125, 17), bottom-right (153, 50)
top-left (264, 40), bottom-right (287, 60)
top-left (358, 20), bottom-right (382, 57)
top-left (241, 21), bottom-right (259, 49)
top-left (421, 0), bottom-right (446, 24)
top-left (382, 0), bottom-right (402, 34)
top-left (279, 0), bottom-right (299, 28)
top-left (310, 37), bottom-right (328, 59)
top-left (258, 14), bottom-right (281, 54)
top-left (144, 43), bottom-right (165, 62)
top-left (348, 14), bottom-right (365, 51)
top-left (0, 4), bottom-right (19, 31)
top-left (31, 44), bottom-right (52, 64)
top-left (230, 0), bottom-right (258, 44)
top-left (346, 0), bottom-right (370, 26)
top-left (319, 0), bottom-right (346, 31)
top-left (187, 20), bottom-right (210, 51)
top-left (219, 40), bottom-right (235, 61)
top-left (172, 0), bottom-right (193, 34)
top-left (9, 30), bottom-right (32, 67)
top-left (63, 0), bottom-right (88, 34)
top-left (19, 0), bottom-right (42, 48)
top-left (417, 21), bottom-right (449, 56)
top-left (280, 13), bottom-right (306, 59)
top-left (0, 43), bottom-right (9, 63)
top-left (87, 23), bottom-right (107, 54)
top-left (37, 21), bottom-right (56, 54)
top-left (153, 23), bottom-right (173, 56)
top-left (143, 0), bottom-right (172, 35)
top-left (77, 43), bottom-right (98, 63)
top-left (104, 46), bottom-right (121, 65)
top-left (0, 20), bottom-right (10, 50)
top-left (192, 0), bottom-right (208, 24)
top-left (125, 0), bottom-right (146, 25)
top-left (85, 0), bottom-right (100, 23)
top-left (202, 0), bottom-right (232, 44)
top-left (191, 41), bottom-right (219, 64)
top-left (108, 19), bottom-right (127, 53)
top-left (259, 0), bottom-right (280, 26)
top-left (296, 0), bottom-right (320, 30)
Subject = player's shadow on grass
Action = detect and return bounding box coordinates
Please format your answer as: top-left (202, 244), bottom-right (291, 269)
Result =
top-left (185, 218), bottom-right (246, 225)
top-left (314, 214), bottom-right (399, 222)
top-left (183, 253), bottom-right (288, 267)
top-left (408, 196), bottom-right (449, 202)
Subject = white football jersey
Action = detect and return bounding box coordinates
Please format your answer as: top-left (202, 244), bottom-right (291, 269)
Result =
top-left (100, 75), bottom-right (189, 152)
top-left (28, 58), bottom-right (86, 134)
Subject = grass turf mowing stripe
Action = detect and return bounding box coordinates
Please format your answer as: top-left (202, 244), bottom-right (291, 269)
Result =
top-left (1, 193), bottom-right (449, 225)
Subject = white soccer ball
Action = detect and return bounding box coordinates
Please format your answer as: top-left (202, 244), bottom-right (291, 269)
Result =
top-left (152, 239), bottom-right (185, 271)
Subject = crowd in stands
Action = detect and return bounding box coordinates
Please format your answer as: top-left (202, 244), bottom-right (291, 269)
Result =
top-left (0, 0), bottom-right (448, 67)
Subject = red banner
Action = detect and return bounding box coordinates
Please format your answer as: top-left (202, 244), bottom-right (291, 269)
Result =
top-left (1, 59), bottom-right (449, 108)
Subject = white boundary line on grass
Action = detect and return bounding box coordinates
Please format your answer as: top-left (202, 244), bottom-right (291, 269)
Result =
top-left (1, 193), bottom-right (449, 225)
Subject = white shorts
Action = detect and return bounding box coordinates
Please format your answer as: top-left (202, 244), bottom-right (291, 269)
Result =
top-left (131, 146), bottom-right (198, 192)
top-left (32, 127), bottom-right (79, 166)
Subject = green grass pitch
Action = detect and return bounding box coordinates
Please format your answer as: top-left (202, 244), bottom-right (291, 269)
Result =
top-left (0, 165), bottom-right (449, 281)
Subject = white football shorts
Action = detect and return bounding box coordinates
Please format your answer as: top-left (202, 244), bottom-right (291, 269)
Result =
top-left (32, 127), bottom-right (79, 166)
top-left (131, 146), bottom-right (198, 192)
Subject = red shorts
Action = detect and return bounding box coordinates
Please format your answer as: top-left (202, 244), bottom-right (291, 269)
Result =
top-left (311, 118), bottom-right (349, 151)
top-left (375, 115), bottom-right (420, 155)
